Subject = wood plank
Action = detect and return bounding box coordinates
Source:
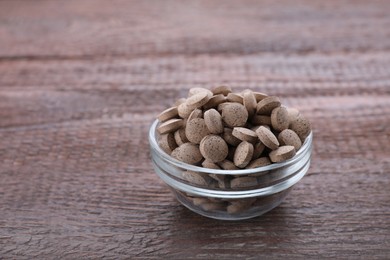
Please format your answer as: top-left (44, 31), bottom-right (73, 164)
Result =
top-left (1, 52), bottom-right (390, 91)
top-left (0, 90), bottom-right (389, 257)
top-left (0, 0), bottom-right (390, 58)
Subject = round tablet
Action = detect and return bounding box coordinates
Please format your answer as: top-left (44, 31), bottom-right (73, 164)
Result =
top-left (221, 103), bottom-right (248, 128)
top-left (182, 171), bottom-right (212, 186)
top-left (232, 127), bottom-right (258, 143)
top-left (289, 115), bottom-right (311, 142)
top-left (218, 160), bottom-right (239, 170)
top-left (269, 145), bottom-right (296, 163)
top-left (256, 96), bottom-right (281, 115)
top-left (271, 106), bottom-right (289, 131)
top-left (158, 133), bottom-right (177, 154)
top-left (186, 91), bottom-right (212, 109)
top-left (202, 160), bottom-right (221, 169)
top-left (251, 115), bottom-right (271, 126)
top-left (174, 128), bottom-right (188, 145)
top-left (222, 127), bottom-right (241, 146)
top-left (253, 92), bottom-right (268, 102)
top-left (246, 157), bottom-right (271, 169)
top-left (204, 109), bottom-right (224, 134)
top-left (226, 93), bottom-right (244, 104)
top-left (243, 90), bottom-right (257, 118)
top-left (177, 102), bottom-right (193, 118)
top-left (217, 102), bottom-right (234, 113)
top-left (157, 106), bottom-right (178, 122)
top-left (255, 126), bottom-right (279, 150)
top-left (157, 118), bottom-right (183, 134)
top-left (187, 108), bottom-right (203, 122)
top-left (188, 87), bottom-right (213, 97)
top-left (212, 85), bottom-right (232, 96)
top-left (185, 118), bottom-right (210, 144)
top-left (233, 141), bottom-right (254, 168)
top-left (172, 143), bottom-right (203, 165)
top-left (286, 107), bottom-right (300, 124)
top-left (203, 94), bottom-right (226, 110)
top-left (278, 129), bottom-right (302, 151)
top-left (199, 135), bottom-right (229, 163)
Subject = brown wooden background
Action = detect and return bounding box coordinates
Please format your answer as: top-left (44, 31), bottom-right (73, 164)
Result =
top-left (1, 0), bottom-right (389, 259)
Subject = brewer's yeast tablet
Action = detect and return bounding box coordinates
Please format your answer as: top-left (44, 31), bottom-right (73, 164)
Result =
top-left (200, 135), bottom-right (229, 163)
top-left (185, 118), bottom-right (210, 144)
top-left (269, 145), bottom-right (296, 163)
top-left (157, 118), bottom-right (184, 134)
top-left (233, 141), bottom-right (254, 168)
top-left (172, 143), bottom-right (203, 164)
top-left (256, 96), bottom-right (281, 115)
top-left (204, 109), bottom-right (224, 134)
top-left (221, 103), bottom-right (248, 128)
top-left (256, 126), bottom-right (279, 150)
top-left (278, 129), bottom-right (302, 151)
top-left (157, 106), bottom-right (178, 122)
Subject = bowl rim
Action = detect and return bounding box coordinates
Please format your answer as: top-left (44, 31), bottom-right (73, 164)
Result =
top-left (152, 157), bottom-right (310, 198)
top-left (149, 119), bottom-right (312, 175)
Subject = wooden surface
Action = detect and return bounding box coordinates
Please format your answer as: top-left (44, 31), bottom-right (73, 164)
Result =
top-left (1, 0), bottom-right (390, 259)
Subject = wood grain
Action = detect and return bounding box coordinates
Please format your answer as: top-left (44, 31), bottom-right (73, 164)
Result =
top-left (0, 0), bottom-right (389, 259)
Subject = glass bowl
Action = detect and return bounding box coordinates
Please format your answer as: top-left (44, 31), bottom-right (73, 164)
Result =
top-left (149, 120), bottom-right (313, 220)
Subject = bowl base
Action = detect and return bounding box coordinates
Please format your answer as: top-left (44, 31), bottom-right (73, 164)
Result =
top-left (173, 188), bottom-right (291, 221)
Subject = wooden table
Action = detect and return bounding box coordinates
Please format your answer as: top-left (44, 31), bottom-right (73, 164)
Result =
top-left (1, 0), bottom-right (389, 258)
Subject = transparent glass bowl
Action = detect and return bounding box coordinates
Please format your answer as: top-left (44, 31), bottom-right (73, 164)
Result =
top-left (149, 120), bottom-right (313, 220)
